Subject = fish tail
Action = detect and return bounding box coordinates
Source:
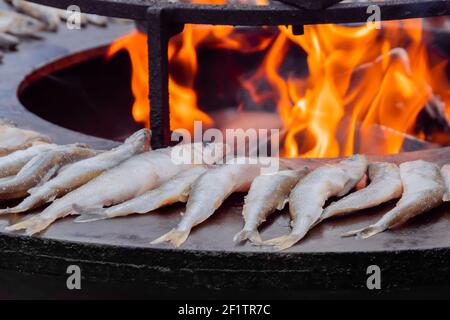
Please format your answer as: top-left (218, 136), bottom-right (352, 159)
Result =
top-left (73, 205), bottom-right (108, 223)
top-left (233, 229), bottom-right (262, 244)
top-left (6, 215), bottom-right (54, 235)
top-left (150, 228), bottom-right (190, 247)
top-left (341, 224), bottom-right (386, 239)
top-left (263, 233), bottom-right (303, 251)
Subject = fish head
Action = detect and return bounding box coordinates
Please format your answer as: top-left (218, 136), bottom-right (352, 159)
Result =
top-left (124, 128), bottom-right (152, 152)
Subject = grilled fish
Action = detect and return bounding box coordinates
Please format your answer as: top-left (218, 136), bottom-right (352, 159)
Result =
top-left (0, 143), bottom-right (58, 178)
top-left (0, 9), bottom-right (45, 36)
top-left (0, 120), bottom-right (50, 156)
top-left (0, 129), bottom-right (150, 215)
top-left (6, 142), bottom-right (227, 235)
top-left (85, 14), bottom-right (108, 27)
top-left (441, 164), bottom-right (450, 201)
top-left (342, 160), bottom-right (445, 239)
top-left (151, 158), bottom-right (275, 247)
top-left (233, 168), bottom-right (309, 244)
top-left (264, 155), bottom-right (368, 251)
top-left (318, 162), bottom-right (403, 223)
top-left (74, 166), bottom-right (208, 222)
top-left (7, 0), bottom-right (60, 32)
top-left (0, 144), bottom-right (97, 200)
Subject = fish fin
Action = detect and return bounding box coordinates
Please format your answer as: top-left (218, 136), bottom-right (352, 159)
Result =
top-left (34, 165), bottom-right (59, 188)
top-left (150, 228), bottom-right (190, 247)
top-left (74, 213), bottom-right (108, 223)
top-left (263, 234), bottom-right (303, 251)
top-left (341, 224), bottom-right (386, 239)
top-left (276, 197), bottom-right (289, 211)
top-left (233, 229), bottom-right (262, 244)
top-left (73, 205), bottom-right (108, 223)
top-left (6, 215), bottom-right (53, 235)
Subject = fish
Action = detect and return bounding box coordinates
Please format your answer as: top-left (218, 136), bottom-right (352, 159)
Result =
top-left (0, 144), bottom-right (97, 200)
top-left (74, 166), bottom-right (208, 223)
top-left (85, 14), bottom-right (108, 27)
top-left (0, 32), bottom-right (19, 50)
top-left (0, 9), bottom-right (45, 36)
top-left (0, 120), bottom-right (50, 156)
top-left (0, 129), bottom-right (150, 215)
top-left (8, 0), bottom-right (60, 32)
top-left (6, 142), bottom-right (227, 235)
top-left (342, 160), bottom-right (445, 239)
top-left (318, 162), bottom-right (403, 223)
top-left (0, 143), bottom-right (58, 178)
top-left (233, 168), bottom-right (309, 244)
top-left (151, 157), bottom-right (278, 247)
top-left (440, 164), bottom-right (450, 201)
top-left (264, 155), bottom-right (368, 251)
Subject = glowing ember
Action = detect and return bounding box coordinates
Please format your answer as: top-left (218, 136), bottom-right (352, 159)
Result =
top-left (107, 17), bottom-right (450, 158)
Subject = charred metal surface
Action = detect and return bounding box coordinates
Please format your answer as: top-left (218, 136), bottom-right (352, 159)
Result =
top-left (147, 8), bottom-right (170, 148)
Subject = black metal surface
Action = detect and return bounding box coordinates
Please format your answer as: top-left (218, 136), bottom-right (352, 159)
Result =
top-left (25, 0), bottom-right (450, 24)
top-left (277, 0), bottom-right (343, 10)
top-left (147, 9), bottom-right (171, 149)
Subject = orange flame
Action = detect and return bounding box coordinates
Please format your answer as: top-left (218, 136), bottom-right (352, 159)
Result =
top-left (108, 17), bottom-right (450, 157)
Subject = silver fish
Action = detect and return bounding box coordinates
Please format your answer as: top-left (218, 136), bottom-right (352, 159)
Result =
top-left (233, 168), bottom-right (309, 244)
top-left (151, 158), bottom-right (272, 247)
top-left (342, 160), bottom-right (445, 239)
top-left (0, 144), bottom-right (97, 200)
top-left (6, 142), bottom-right (227, 235)
top-left (0, 32), bottom-right (19, 50)
top-left (85, 14), bottom-right (108, 27)
top-left (74, 166), bottom-right (208, 222)
top-left (440, 164), bottom-right (450, 201)
top-left (264, 155), bottom-right (368, 251)
top-left (0, 9), bottom-right (45, 36)
top-left (0, 120), bottom-right (50, 156)
top-left (318, 162), bottom-right (403, 223)
top-left (0, 143), bottom-right (58, 178)
top-left (8, 0), bottom-right (60, 32)
top-left (0, 129), bottom-right (150, 215)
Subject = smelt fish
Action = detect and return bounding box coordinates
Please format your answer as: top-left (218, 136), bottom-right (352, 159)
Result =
top-left (342, 160), bottom-right (445, 239)
top-left (0, 119), bottom-right (50, 156)
top-left (74, 166), bottom-right (208, 222)
top-left (233, 168), bottom-right (309, 244)
top-left (0, 144), bottom-right (97, 200)
top-left (264, 155), bottom-right (368, 251)
top-left (151, 158), bottom-right (276, 247)
top-left (6, 142), bottom-right (227, 235)
top-left (319, 162), bottom-right (403, 223)
top-left (0, 129), bottom-right (150, 214)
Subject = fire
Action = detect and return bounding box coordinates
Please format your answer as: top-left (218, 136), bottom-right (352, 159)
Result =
top-left (108, 16), bottom-right (450, 158)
